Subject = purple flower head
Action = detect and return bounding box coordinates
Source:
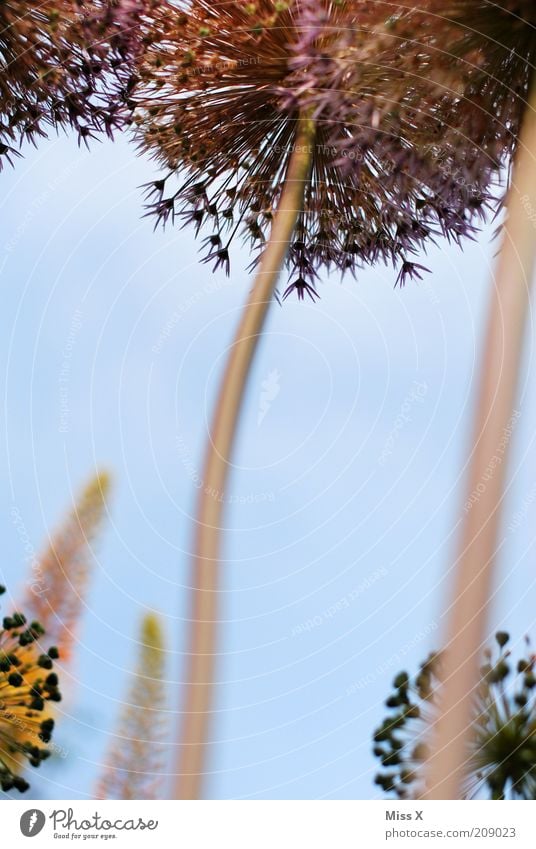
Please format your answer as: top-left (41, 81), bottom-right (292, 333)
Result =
top-left (135, 1), bottom-right (536, 299)
top-left (0, 0), bottom-right (163, 169)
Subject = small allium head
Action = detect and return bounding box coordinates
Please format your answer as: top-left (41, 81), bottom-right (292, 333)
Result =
top-left (0, 586), bottom-right (61, 793)
top-left (136, 1), bottom-right (536, 298)
top-left (373, 632), bottom-right (536, 800)
top-left (0, 0), bottom-right (161, 169)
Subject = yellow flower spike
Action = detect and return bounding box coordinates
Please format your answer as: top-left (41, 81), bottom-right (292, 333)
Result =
top-left (96, 613), bottom-right (168, 800)
top-left (24, 471), bottom-right (112, 661)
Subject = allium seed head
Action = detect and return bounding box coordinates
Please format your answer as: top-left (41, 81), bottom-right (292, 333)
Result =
top-left (135, 1), bottom-right (536, 298)
top-left (374, 633), bottom-right (536, 800)
top-left (0, 0), bottom-right (161, 169)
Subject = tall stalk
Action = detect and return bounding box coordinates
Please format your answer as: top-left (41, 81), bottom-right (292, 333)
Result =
top-left (174, 116), bottom-right (315, 800)
top-left (424, 83), bottom-right (536, 800)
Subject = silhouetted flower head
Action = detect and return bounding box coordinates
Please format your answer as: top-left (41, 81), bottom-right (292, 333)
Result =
top-left (0, 0), bottom-right (161, 169)
top-left (373, 632), bottom-right (536, 800)
top-left (0, 586), bottom-right (61, 794)
top-left (136, 1), bottom-right (536, 298)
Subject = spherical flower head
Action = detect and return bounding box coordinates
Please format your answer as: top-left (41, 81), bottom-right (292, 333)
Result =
top-left (0, 586), bottom-right (61, 794)
top-left (135, 1), bottom-right (536, 298)
top-left (373, 632), bottom-right (536, 800)
top-left (0, 0), bottom-right (162, 169)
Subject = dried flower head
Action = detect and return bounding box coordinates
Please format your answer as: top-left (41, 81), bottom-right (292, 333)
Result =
top-left (135, 1), bottom-right (536, 297)
top-left (0, 585), bottom-right (61, 794)
top-left (0, 0), bottom-right (160, 170)
top-left (373, 632), bottom-right (536, 800)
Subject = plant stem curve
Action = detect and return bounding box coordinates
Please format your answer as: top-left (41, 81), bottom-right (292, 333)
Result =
top-left (424, 80), bottom-right (536, 800)
top-left (175, 115), bottom-right (315, 800)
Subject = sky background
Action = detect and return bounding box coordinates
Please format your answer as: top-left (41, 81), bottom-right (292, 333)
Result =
top-left (1, 131), bottom-right (536, 800)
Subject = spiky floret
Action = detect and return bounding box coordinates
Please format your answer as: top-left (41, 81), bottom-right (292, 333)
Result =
top-left (0, 586), bottom-right (61, 793)
top-left (373, 632), bottom-right (536, 801)
top-left (135, 1), bottom-right (536, 297)
top-left (0, 0), bottom-right (162, 170)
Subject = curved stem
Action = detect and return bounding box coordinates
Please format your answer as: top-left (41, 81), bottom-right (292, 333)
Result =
top-left (424, 82), bottom-right (536, 800)
top-left (174, 116), bottom-right (315, 800)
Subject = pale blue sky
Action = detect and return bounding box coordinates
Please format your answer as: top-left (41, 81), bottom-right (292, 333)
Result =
top-left (1, 132), bottom-right (535, 800)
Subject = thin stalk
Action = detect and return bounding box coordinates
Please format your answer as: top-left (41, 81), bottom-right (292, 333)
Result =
top-left (424, 81), bottom-right (536, 800)
top-left (175, 116), bottom-right (315, 800)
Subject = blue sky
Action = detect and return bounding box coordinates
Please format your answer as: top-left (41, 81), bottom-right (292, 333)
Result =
top-left (1, 132), bottom-right (535, 800)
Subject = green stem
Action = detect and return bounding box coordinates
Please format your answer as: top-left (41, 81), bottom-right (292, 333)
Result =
top-left (174, 116), bottom-right (315, 800)
top-left (424, 80), bottom-right (536, 800)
